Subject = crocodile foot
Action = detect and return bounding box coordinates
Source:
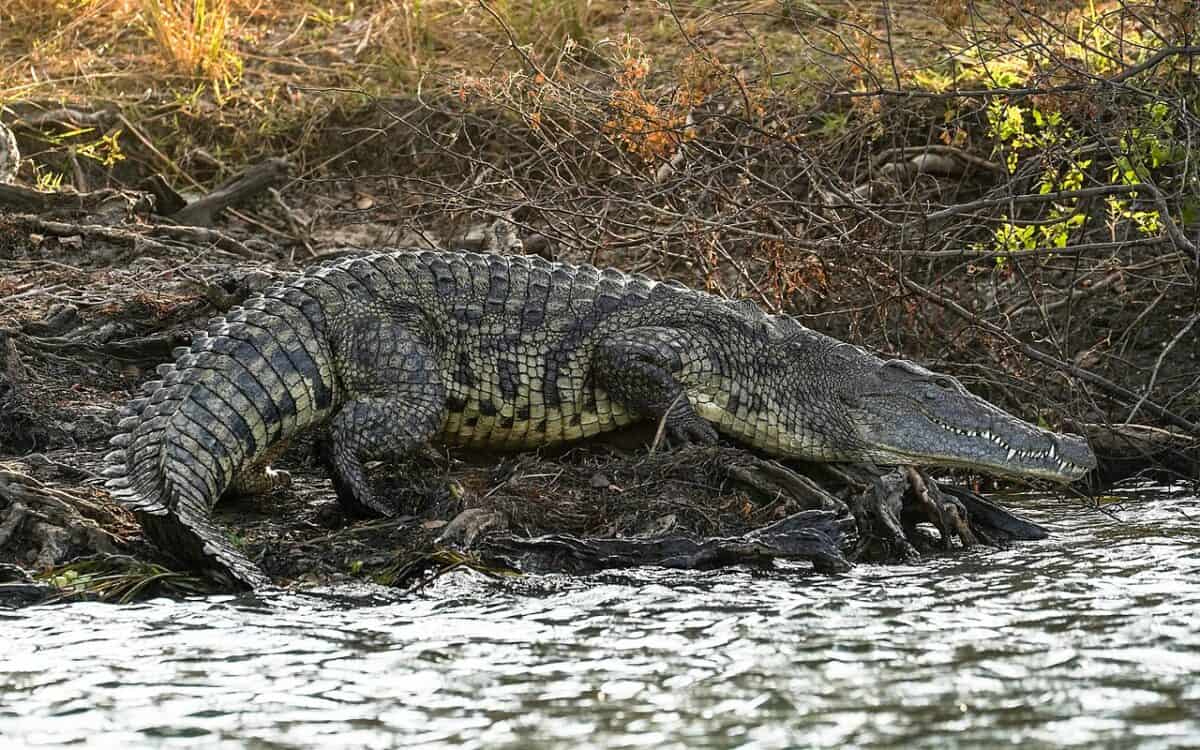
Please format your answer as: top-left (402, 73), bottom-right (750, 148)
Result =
top-left (903, 467), bottom-right (977, 550)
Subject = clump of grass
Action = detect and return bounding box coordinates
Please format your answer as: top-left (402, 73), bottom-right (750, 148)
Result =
top-left (140, 0), bottom-right (242, 93)
top-left (494, 0), bottom-right (593, 51)
top-left (40, 554), bottom-right (217, 603)
top-left (372, 0), bottom-right (463, 82)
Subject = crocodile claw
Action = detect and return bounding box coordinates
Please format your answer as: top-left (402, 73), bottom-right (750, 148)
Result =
top-left (669, 417), bottom-right (719, 446)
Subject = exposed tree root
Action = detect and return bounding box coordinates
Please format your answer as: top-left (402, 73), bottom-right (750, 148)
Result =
top-left (370, 445), bottom-right (1049, 588)
top-left (0, 463), bottom-right (135, 572)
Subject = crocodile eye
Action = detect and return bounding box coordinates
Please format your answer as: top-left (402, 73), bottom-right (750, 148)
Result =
top-left (934, 377), bottom-right (954, 390)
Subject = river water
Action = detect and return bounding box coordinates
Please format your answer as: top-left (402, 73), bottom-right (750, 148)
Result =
top-left (2, 484), bottom-right (1197, 749)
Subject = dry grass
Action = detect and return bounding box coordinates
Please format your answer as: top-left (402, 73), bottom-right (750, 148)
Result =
top-left (140, 0), bottom-right (242, 91)
top-left (496, 0), bottom-right (595, 48)
top-left (0, 1), bottom-right (1191, 207)
top-left (0, 0), bottom-right (704, 185)
top-left (370, 1), bottom-right (468, 82)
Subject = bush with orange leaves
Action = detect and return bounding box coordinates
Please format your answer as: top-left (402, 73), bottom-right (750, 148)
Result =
top-left (603, 41), bottom-right (724, 166)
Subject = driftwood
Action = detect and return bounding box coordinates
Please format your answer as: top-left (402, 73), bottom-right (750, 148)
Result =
top-left (0, 159), bottom-right (289, 230)
top-left (413, 445), bottom-right (1050, 585)
top-left (169, 158), bottom-right (290, 227)
top-left (1079, 423), bottom-right (1200, 485)
top-left (0, 183), bottom-right (152, 220)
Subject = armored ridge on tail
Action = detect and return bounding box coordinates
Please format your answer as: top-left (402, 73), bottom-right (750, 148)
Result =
top-left (103, 249), bottom-right (1097, 588)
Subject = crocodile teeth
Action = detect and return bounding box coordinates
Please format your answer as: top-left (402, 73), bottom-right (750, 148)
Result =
top-left (1007, 448), bottom-right (1016, 460)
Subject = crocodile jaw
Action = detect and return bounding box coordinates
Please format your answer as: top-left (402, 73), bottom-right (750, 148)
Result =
top-left (851, 410), bottom-right (1097, 482)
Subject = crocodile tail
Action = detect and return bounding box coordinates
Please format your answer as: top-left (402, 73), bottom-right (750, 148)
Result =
top-left (102, 290), bottom-right (340, 589)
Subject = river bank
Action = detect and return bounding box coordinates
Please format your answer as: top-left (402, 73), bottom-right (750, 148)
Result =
top-left (1, 1), bottom-right (1196, 601)
top-left (0, 200), bottom-right (1188, 604)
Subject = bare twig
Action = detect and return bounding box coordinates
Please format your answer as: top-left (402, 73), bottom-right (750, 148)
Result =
top-left (1125, 312), bottom-right (1200, 425)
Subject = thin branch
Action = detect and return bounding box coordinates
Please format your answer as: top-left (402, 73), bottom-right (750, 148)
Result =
top-left (1125, 311), bottom-right (1200, 425)
top-left (832, 45), bottom-right (1200, 98)
top-left (898, 273), bottom-right (1199, 435)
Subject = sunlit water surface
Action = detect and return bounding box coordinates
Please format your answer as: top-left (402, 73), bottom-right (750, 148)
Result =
top-left (2, 485), bottom-right (1198, 749)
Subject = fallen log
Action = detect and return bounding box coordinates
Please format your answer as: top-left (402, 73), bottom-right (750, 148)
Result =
top-left (475, 509), bottom-right (853, 575)
top-left (169, 158), bottom-right (291, 227)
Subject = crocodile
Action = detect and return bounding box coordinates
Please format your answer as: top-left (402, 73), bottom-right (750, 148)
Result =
top-left (103, 249), bottom-right (1097, 587)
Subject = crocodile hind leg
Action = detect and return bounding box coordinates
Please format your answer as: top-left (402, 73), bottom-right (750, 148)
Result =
top-left (323, 306), bottom-right (447, 517)
top-left (593, 327), bottom-right (719, 445)
top-left (228, 464), bottom-right (293, 497)
top-left (320, 390), bottom-right (445, 517)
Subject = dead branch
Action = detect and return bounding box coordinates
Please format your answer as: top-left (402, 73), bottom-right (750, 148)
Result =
top-left (0, 183), bottom-right (151, 218)
top-left (898, 274), bottom-right (1199, 435)
top-left (170, 158), bottom-right (291, 227)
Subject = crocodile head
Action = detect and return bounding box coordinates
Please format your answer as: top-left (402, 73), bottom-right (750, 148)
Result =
top-left (826, 349), bottom-right (1096, 482)
top-left (754, 333), bottom-right (1097, 482)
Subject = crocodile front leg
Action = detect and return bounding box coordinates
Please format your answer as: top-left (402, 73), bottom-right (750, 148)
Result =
top-left (593, 327), bottom-right (719, 445)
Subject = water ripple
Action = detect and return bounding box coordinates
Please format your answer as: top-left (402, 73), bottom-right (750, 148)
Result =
top-left (2, 485), bottom-right (1198, 748)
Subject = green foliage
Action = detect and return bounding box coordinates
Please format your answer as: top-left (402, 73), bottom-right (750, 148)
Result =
top-left (949, 0), bottom-right (1190, 260)
top-left (1104, 102), bottom-right (1179, 235)
top-left (982, 100), bottom-right (1089, 257)
top-left (307, 4), bottom-right (352, 28)
top-left (816, 110), bottom-right (850, 138)
top-left (1112, 102), bottom-right (1175, 185)
top-left (40, 555), bottom-right (215, 603)
top-left (40, 126), bottom-right (126, 167)
top-left (981, 92), bottom-right (1185, 257)
top-left (991, 219), bottom-right (1036, 255)
top-left (986, 100), bottom-right (1073, 173)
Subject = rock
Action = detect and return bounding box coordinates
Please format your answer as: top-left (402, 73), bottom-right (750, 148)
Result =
top-left (0, 120), bottom-right (18, 184)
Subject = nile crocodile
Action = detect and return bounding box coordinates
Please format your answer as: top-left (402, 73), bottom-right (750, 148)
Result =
top-left (103, 249), bottom-right (1097, 587)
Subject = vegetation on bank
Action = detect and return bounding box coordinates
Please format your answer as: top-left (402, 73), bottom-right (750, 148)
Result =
top-left (11, 0), bottom-right (1180, 435)
top-left (0, 1), bottom-right (1197, 600)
